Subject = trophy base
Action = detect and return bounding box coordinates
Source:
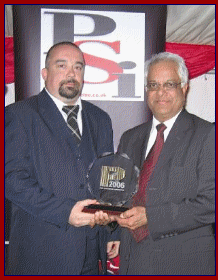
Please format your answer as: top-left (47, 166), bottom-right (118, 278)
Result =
top-left (82, 204), bottom-right (129, 216)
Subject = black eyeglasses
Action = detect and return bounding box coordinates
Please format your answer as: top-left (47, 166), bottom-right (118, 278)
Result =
top-left (145, 81), bottom-right (182, 92)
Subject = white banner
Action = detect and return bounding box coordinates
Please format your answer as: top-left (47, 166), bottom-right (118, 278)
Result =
top-left (41, 8), bottom-right (145, 101)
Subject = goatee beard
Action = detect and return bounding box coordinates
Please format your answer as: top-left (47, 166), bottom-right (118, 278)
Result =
top-left (59, 78), bottom-right (81, 99)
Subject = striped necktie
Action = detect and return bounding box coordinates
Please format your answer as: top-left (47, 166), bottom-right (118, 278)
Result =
top-left (62, 105), bottom-right (81, 144)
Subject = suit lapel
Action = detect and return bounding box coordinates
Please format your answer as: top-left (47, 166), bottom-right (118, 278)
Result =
top-left (80, 105), bottom-right (97, 165)
top-left (145, 110), bottom-right (194, 206)
top-left (37, 91), bottom-right (97, 161)
top-left (128, 121), bottom-right (152, 169)
top-left (37, 89), bottom-right (84, 160)
top-left (139, 121), bottom-right (152, 169)
top-left (37, 89), bottom-right (72, 141)
top-left (153, 110), bottom-right (194, 176)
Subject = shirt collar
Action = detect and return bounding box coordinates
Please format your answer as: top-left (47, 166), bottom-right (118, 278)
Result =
top-left (152, 110), bottom-right (182, 132)
top-left (45, 87), bottom-right (82, 112)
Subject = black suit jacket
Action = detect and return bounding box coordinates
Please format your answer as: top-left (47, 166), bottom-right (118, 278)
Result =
top-left (5, 89), bottom-right (117, 275)
top-left (117, 110), bottom-right (215, 275)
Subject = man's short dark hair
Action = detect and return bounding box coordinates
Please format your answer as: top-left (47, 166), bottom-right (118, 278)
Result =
top-left (45, 41), bottom-right (83, 68)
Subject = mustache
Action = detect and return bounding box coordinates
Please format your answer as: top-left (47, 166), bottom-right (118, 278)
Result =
top-left (60, 78), bottom-right (80, 87)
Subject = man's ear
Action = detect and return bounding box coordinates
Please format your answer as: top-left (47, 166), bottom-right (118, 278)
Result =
top-left (41, 68), bottom-right (47, 81)
top-left (182, 83), bottom-right (189, 96)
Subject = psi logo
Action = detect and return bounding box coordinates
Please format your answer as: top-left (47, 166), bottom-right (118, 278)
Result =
top-left (41, 9), bottom-right (145, 101)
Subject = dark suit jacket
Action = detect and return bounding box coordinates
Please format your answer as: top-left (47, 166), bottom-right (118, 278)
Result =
top-left (117, 110), bottom-right (215, 275)
top-left (5, 89), bottom-right (117, 275)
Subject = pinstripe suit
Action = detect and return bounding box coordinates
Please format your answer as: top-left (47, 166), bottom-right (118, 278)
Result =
top-left (5, 89), bottom-right (118, 275)
top-left (117, 110), bottom-right (215, 275)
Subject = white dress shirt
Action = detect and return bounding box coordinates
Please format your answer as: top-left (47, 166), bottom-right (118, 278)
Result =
top-left (145, 110), bottom-right (182, 158)
top-left (45, 88), bottom-right (83, 135)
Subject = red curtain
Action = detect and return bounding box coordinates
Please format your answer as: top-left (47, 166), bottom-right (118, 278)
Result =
top-left (5, 37), bottom-right (14, 84)
top-left (165, 42), bottom-right (215, 80)
top-left (4, 37), bottom-right (215, 84)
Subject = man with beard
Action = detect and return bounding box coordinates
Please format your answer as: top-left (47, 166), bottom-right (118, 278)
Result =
top-left (5, 42), bottom-right (120, 275)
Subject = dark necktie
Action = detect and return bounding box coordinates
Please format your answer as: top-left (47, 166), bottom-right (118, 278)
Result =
top-left (131, 123), bottom-right (167, 242)
top-left (62, 105), bottom-right (81, 144)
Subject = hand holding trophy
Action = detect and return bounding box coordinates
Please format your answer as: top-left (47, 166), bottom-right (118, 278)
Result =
top-left (82, 152), bottom-right (139, 215)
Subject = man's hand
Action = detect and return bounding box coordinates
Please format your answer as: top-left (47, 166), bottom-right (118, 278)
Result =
top-left (68, 199), bottom-right (98, 227)
top-left (93, 210), bottom-right (112, 226)
top-left (107, 241), bottom-right (120, 259)
top-left (115, 206), bottom-right (148, 230)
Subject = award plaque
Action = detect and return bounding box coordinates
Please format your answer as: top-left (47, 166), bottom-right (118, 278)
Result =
top-left (82, 153), bottom-right (139, 215)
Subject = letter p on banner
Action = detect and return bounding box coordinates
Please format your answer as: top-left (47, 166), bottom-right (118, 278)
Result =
top-left (41, 8), bottom-right (145, 101)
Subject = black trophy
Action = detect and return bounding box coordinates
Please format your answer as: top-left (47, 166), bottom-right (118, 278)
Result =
top-left (82, 152), bottom-right (139, 215)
